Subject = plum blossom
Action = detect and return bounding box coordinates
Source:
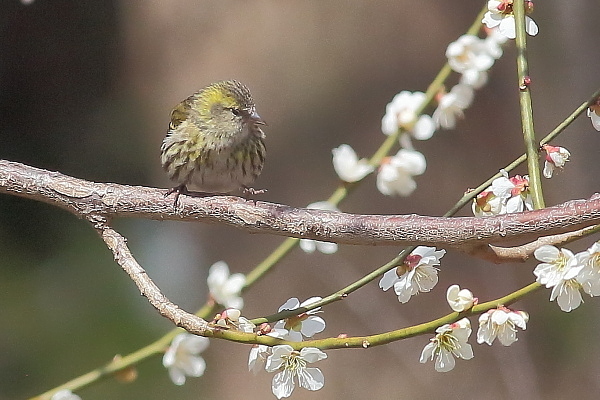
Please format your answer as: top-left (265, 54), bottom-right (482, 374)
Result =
top-left (332, 144), bottom-right (374, 182)
top-left (472, 171), bottom-right (533, 216)
top-left (381, 91), bottom-right (436, 140)
top-left (482, 0), bottom-right (539, 39)
top-left (376, 149), bottom-right (426, 197)
top-left (207, 261), bottom-right (245, 309)
top-left (266, 345), bottom-right (327, 399)
top-left (51, 390), bottom-right (82, 400)
top-left (214, 308), bottom-right (256, 333)
top-left (472, 189), bottom-right (504, 217)
top-left (542, 144), bottom-right (570, 178)
top-left (534, 245), bottom-right (586, 312)
top-left (248, 328), bottom-right (287, 375)
top-left (587, 100), bottom-right (600, 131)
top-left (446, 285), bottom-right (476, 312)
top-left (420, 318), bottom-right (474, 372)
top-left (300, 202), bottom-right (339, 255)
top-left (446, 35), bottom-right (495, 77)
top-left (477, 307), bottom-right (529, 346)
top-left (432, 84), bottom-right (474, 129)
top-left (380, 246), bottom-right (445, 303)
top-left (162, 333), bottom-right (210, 385)
top-left (274, 297), bottom-right (326, 342)
top-left (577, 242), bottom-right (600, 297)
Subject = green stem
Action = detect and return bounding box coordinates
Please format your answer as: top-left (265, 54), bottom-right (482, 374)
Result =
top-left (514, 0), bottom-right (544, 208)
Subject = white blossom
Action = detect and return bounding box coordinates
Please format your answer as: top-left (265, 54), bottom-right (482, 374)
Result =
top-left (51, 390), bottom-right (82, 400)
top-left (332, 144), bottom-right (374, 182)
top-left (482, 0), bottom-right (539, 39)
top-left (299, 202), bottom-right (339, 255)
top-left (542, 144), bottom-right (570, 178)
top-left (274, 297), bottom-right (326, 342)
top-left (587, 105), bottom-right (600, 131)
top-left (576, 242), bottom-right (600, 296)
top-left (446, 35), bottom-right (495, 75)
top-left (207, 261), bottom-right (245, 309)
top-left (381, 91), bottom-right (436, 140)
top-left (432, 84), bottom-right (474, 129)
top-left (215, 308), bottom-right (256, 333)
top-left (248, 328), bottom-right (287, 375)
top-left (266, 345), bottom-right (327, 399)
top-left (162, 333), bottom-right (210, 385)
top-left (534, 245), bottom-right (586, 312)
top-left (472, 171), bottom-right (533, 217)
top-left (376, 149), bottom-right (426, 197)
top-left (477, 307), bottom-right (529, 346)
top-left (446, 284), bottom-right (475, 312)
top-left (380, 246), bottom-right (445, 303)
top-left (420, 318), bottom-right (474, 372)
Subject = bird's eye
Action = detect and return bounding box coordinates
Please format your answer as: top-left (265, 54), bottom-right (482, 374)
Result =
top-left (229, 108), bottom-right (242, 117)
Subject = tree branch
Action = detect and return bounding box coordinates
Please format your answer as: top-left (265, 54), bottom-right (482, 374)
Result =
top-left (1, 159), bottom-right (599, 250)
top-left (95, 220), bottom-right (212, 334)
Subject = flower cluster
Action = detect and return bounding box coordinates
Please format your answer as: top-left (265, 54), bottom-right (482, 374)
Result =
top-left (482, 0), bottom-right (539, 39)
top-left (380, 246), bottom-right (446, 303)
top-left (472, 171), bottom-right (533, 216)
top-left (421, 297), bottom-right (529, 372)
top-left (534, 242), bottom-right (600, 312)
top-left (249, 297), bottom-right (328, 398)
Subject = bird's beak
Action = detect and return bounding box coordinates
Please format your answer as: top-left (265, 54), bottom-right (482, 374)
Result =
top-left (249, 110), bottom-right (267, 126)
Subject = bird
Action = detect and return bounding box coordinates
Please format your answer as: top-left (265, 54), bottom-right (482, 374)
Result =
top-left (160, 80), bottom-right (266, 203)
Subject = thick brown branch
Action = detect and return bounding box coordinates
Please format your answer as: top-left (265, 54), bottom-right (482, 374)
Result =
top-left (1, 159), bottom-right (599, 250)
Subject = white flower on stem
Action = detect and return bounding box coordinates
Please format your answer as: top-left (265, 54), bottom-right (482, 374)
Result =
top-left (381, 91), bottom-right (436, 140)
top-left (274, 297), bottom-right (326, 342)
top-left (542, 144), bottom-right (570, 178)
top-left (299, 202), bottom-right (339, 255)
top-left (248, 328), bottom-right (287, 375)
top-left (376, 149), bottom-right (426, 197)
top-left (577, 242), bottom-right (600, 296)
top-left (446, 285), bottom-right (476, 312)
top-left (380, 246), bottom-right (445, 303)
top-left (215, 308), bottom-right (256, 333)
top-left (207, 261), bottom-right (245, 309)
top-left (432, 84), bottom-right (474, 129)
top-left (51, 390), bottom-right (82, 400)
top-left (482, 0), bottom-right (539, 40)
top-left (446, 35), bottom-right (495, 75)
top-left (534, 245), bottom-right (586, 312)
top-left (162, 333), bottom-right (210, 386)
top-left (490, 172), bottom-right (533, 214)
top-left (587, 101), bottom-right (600, 131)
top-left (477, 306), bottom-right (529, 346)
top-left (550, 279), bottom-right (585, 312)
top-left (332, 144), bottom-right (374, 182)
top-left (266, 345), bottom-right (327, 399)
top-left (472, 189), bottom-right (504, 217)
top-left (420, 318), bottom-right (474, 372)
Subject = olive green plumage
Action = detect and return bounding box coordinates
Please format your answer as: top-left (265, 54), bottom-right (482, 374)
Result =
top-left (161, 80), bottom-right (266, 194)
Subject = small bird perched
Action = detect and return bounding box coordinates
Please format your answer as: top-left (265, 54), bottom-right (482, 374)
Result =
top-left (160, 80), bottom-right (266, 201)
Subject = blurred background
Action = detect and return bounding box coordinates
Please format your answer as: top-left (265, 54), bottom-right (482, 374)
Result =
top-left (1, 1), bottom-right (599, 399)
